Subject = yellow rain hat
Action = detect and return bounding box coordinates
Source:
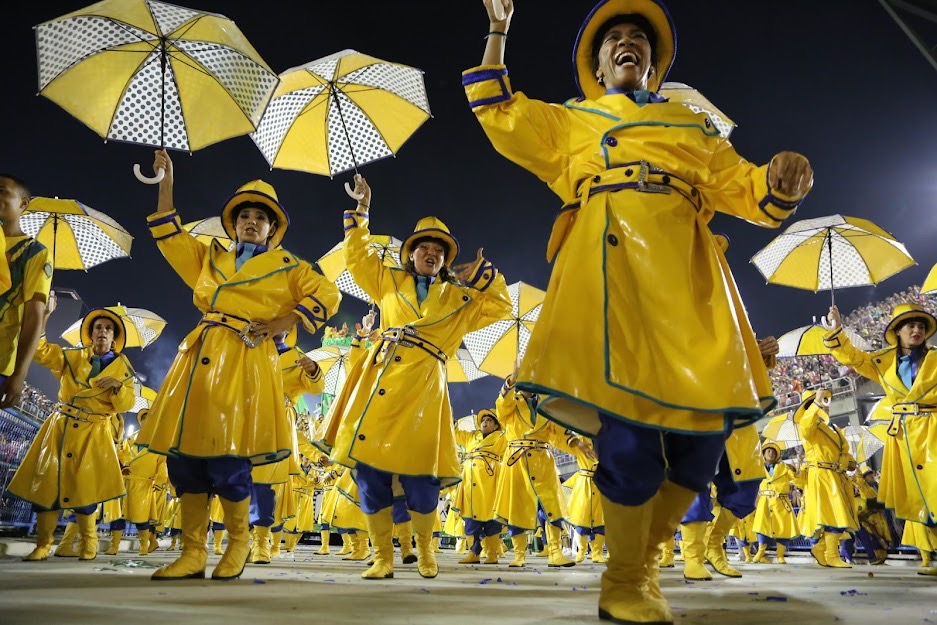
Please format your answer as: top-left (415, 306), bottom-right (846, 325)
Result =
top-left (883, 303), bottom-right (936, 346)
top-left (400, 216), bottom-right (460, 266)
top-left (475, 408), bottom-right (500, 431)
top-left (81, 307), bottom-right (127, 353)
top-left (761, 441), bottom-right (782, 458)
top-left (221, 180), bottom-right (290, 249)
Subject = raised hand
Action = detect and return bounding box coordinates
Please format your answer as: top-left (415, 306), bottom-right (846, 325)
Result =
top-left (452, 247), bottom-right (485, 282)
top-left (769, 151), bottom-right (813, 199)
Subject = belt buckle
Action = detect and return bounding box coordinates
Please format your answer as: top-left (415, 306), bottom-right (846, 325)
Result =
top-left (238, 322), bottom-right (263, 348)
top-left (636, 161), bottom-right (671, 195)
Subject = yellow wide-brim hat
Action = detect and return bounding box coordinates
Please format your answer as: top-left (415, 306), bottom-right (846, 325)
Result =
top-left (221, 179), bottom-right (290, 249)
top-left (761, 441), bottom-right (782, 458)
top-left (883, 303), bottom-right (937, 346)
top-left (475, 408), bottom-right (500, 431)
top-left (80, 307), bottom-right (127, 353)
top-left (400, 216), bottom-right (460, 265)
top-left (573, 0), bottom-right (676, 100)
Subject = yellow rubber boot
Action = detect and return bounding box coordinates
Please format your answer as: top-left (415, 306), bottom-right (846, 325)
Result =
top-left (673, 539), bottom-right (685, 562)
top-left (776, 543), bottom-right (787, 564)
top-left (598, 493), bottom-right (671, 624)
top-left (433, 537), bottom-right (443, 553)
top-left (742, 544), bottom-right (753, 563)
top-left (458, 538), bottom-right (481, 564)
top-left (104, 530), bottom-right (123, 555)
top-left (644, 481), bottom-right (699, 610)
top-left (168, 534), bottom-right (178, 550)
top-left (919, 550), bottom-right (937, 575)
top-left (463, 535), bottom-right (475, 555)
top-left (270, 530), bottom-right (282, 557)
top-left (824, 532), bottom-right (851, 568)
top-left (314, 530), bottom-right (331, 555)
top-left (810, 529), bottom-right (828, 567)
top-left (681, 521), bottom-right (712, 580)
top-left (705, 508), bottom-right (742, 577)
top-left (576, 534), bottom-right (589, 563)
top-left (454, 537), bottom-right (465, 553)
top-left (138, 529), bottom-right (152, 556)
top-left (483, 534), bottom-right (501, 564)
top-left (152, 493), bottom-right (210, 580)
top-left (76, 513), bottom-right (98, 561)
top-left (362, 507), bottom-right (395, 579)
top-left (343, 531), bottom-right (372, 561)
top-left (546, 523), bottom-right (575, 567)
top-left (212, 497), bottom-right (252, 580)
top-left (213, 530), bottom-right (225, 555)
top-left (290, 532), bottom-right (303, 551)
top-left (398, 521), bottom-right (418, 564)
top-left (509, 534), bottom-right (528, 567)
top-left (532, 528), bottom-right (547, 556)
top-left (591, 534), bottom-right (607, 564)
top-left (149, 531), bottom-right (160, 553)
top-left (752, 543), bottom-right (768, 563)
top-left (251, 525), bottom-right (272, 564)
top-left (53, 521), bottom-right (80, 557)
top-left (659, 539), bottom-right (675, 568)
top-left (335, 532), bottom-right (352, 555)
top-left (23, 511), bottom-right (59, 561)
top-left (411, 511), bottom-right (438, 579)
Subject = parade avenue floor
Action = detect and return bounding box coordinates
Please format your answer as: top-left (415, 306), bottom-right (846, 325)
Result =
top-left (0, 537), bottom-right (935, 625)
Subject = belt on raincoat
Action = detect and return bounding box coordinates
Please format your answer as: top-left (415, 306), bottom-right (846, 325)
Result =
top-left (758, 489), bottom-right (777, 497)
top-left (506, 439), bottom-right (550, 466)
top-left (467, 449), bottom-right (503, 476)
top-left (199, 311), bottom-right (263, 348)
top-left (815, 461), bottom-right (841, 471)
top-left (56, 403), bottom-right (109, 422)
top-left (887, 402), bottom-right (937, 436)
top-left (578, 469), bottom-right (596, 478)
top-left (379, 327), bottom-right (447, 363)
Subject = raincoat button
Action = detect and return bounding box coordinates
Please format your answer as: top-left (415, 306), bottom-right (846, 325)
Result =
top-left (67, 453), bottom-right (73, 458)
top-left (691, 188), bottom-right (698, 196)
top-left (662, 175), bottom-right (671, 184)
top-left (63, 498), bottom-right (70, 503)
top-left (530, 476), bottom-right (536, 481)
top-left (607, 234), bottom-right (618, 246)
top-left (394, 356), bottom-right (402, 362)
top-left (313, 306), bottom-right (320, 313)
top-left (527, 452), bottom-right (532, 457)
top-left (201, 357), bottom-right (210, 365)
top-left (625, 169), bottom-right (633, 176)
top-left (734, 468), bottom-right (742, 475)
top-left (546, 512), bottom-right (552, 517)
top-left (73, 423), bottom-right (79, 429)
top-left (918, 464), bottom-right (924, 470)
top-left (358, 434), bottom-right (366, 440)
top-left (705, 118), bottom-right (712, 128)
top-left (605, 136), bottom-right (618, 147)
top-left (379, 389), bottom-right (386, 395)
top-left (221, 316), bottom-right (227, 322)
top-left (592, 175), bottom-right (601, 183)
top-left (463, 296), bottom-right (469, 301)
top-left (283, 256), bottom-right (290, 262)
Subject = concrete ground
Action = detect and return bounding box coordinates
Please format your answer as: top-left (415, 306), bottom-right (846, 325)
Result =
top-left (0, 537), bottom-right (934, 625)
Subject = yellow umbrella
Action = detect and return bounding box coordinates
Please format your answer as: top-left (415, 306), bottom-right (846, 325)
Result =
top-left (447, 348), bottom-right (488, 383)
top-left (305, 345), bottom-right (352, 397)
top-left (131, 379), bottom-right (158, 413)
top-left (843, 425), bottom-right (884, 464)
top-left (316, 235), bottom-right (403, 303)
top-left (759, 412), bottom-right (802, 447)
top-left (61, 304), bottom-right (167, 349)
top-left (751, 214), bottom-right (915, 306)
top-left (35, 0), bottom-right (279, 182)
top-left (21, 197), bottom-right (132, 271)
top-left (659, 82), bottom-right (736, 138)
top-left (463, 281), bottom-right (546, 379)
top-left (921, 264), bottom-right (937, 295)
top-left (183, 216), bottom-right (234, 250)
top-left (777, 323), bottom-right (872, 358)
top-left (250, 49), bottom-right (431, 192)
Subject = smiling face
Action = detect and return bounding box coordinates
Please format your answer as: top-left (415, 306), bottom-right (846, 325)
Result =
top-left (90, 317), bottom-right (116, 355)
top-left (763, 447), bottom-right (779, 465)
top-left (594, 20), bottom-right (655, 92)
top-left (235, 206), bottom-right (275, 245)
top-left (410, 239), bottom-right (446, 277)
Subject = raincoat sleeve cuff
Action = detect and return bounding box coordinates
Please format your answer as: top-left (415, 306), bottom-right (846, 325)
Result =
top-left (306, 365), bottom-right (323, 384)
top-left (823, 326), bottom-right (845, 349)
top-left (755, 159), bottom-right (805, 224)
top-left (463, 65), bottom-right (512, 108)
top-left (464, 258), bottom-right (498, 292)
top-left (343, 209), bottom-right (370, 233)
top-left (294, 296), bottom-right (330, 334)
top-left (147, 210), bottom-right (183, 240)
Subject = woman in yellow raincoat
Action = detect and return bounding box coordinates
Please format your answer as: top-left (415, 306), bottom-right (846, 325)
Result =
top-left (824, 302), bottom-right (937, 576)
top-left (137, 149), bottom-right (341, 582)
top-left (9, 298), bottom-right (135, 561)
top-left (282, 454), bottom-right (317, 553)
top-left (320, 175), bottom-right (511, 580)
top-left (465, 1), bottom-right (813, 622)
top-left (750, 442), bottom-right (798, 563)
top-left (492, 374), bottom-right (594, 568)
top-left (451, 408), bottom-right (507, 565)
top-left (563, 437), bottom-right (606, 564)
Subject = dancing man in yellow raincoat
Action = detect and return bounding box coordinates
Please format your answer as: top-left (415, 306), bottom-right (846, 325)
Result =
top-left (750, 442), bottom-right (798, 563)
top-left (465, 1), bottom-right (813, 621)
top-left (320, 174), bottom-right (512, 580)
top-left (10, 297), bottom-right (135, 561)
top-left (137, 149), bottom-right (341, 581)
top-left (824, 302), bottom-right (937, 575)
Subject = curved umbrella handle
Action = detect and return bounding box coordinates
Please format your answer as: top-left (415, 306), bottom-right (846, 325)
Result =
top-left (133, 164), bottom-right (165, 184)
top-left (344, 182), bottom-right (364, 201)
top-left (816, 315), bottom-right (837, 331)
top-left (492, 0), bottom-right (506, 20)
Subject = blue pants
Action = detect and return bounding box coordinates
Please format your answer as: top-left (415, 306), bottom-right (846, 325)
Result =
top-left (841, 527), bottom-right (882, 560)
top-left (594, 414), bottom-right (726, 506)
top-left (756, 533), bottom-right (790, 547)
top-left (167, 456), bottom-right (253, 502)
top-left (249, 483), bottom-right (276, 527)
top-left (392, 498), bottom-right (412, 524)
top-left (464, 518), bottom-right (503, 553)
top-left (574, 525), bottom-right (606, 538)
top-left (355, 464), bottom-right (440, 515)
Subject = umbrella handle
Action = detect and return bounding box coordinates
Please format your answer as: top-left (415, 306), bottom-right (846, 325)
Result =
top-left (133, 164), bottom-right (165, 184)
top-left (817, 315), bottom-right (836, 331)
top-left (344, 182), bottom-right (365, 201)
top-left (492, 0), bottom-right (506, 20)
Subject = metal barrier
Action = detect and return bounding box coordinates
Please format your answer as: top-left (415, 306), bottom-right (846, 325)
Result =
top-left (0, 407), bottom-right (42, 529)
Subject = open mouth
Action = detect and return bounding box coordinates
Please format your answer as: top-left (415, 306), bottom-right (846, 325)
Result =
top-left (615, 51), bottom-right (639, 67)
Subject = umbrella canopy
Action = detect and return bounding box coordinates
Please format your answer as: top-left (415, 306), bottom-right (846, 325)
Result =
top-left (250, 49), bottom-right (431, 177)
top-left (922, 264), bottom-right (937, 296)
top-left (463, 281), bottom-right (545, 379)
top-left (304, 345), bottom-right (352, 397)
top-left (131, 378), bottom-right (158, 413)
top-left (316, 235), bottom-right (403, 303)
top-left (35, 0), bottom-right (279, 153)
top-left (759, 412), bottom-right (802, 447)
top-left (659, 82), bottom-right (735, 138)
top-left (843, 425), bottom-right (885, 464)
top-left (750, 214), bottom-right (915, 306)
top-left (61, 304), bottom-right (167, 349)
top-left (21, 197), bottom-right (132, 271)
top-left (777, 323), bottom-right (873, 358)
top-left (447, 348), bottom-right (488, 383)
top-left (183, 216), bottom-right (234, 250)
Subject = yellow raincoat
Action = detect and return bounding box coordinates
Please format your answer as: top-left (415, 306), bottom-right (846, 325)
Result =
top-left (451, 415), bottom-right (507, 522)
top-left (323, 211), bottom-right (511, 483)
top-left (284, 467), bottom-right (316, 533)
top-left (857, 477), bottom-right (893, 546)
top-left (463, 67), bottom-right (801, 435)
top-left (330, 468), bottom-right (368, 531)
top-left (138, 210), bottom-right (341, 464)
top-left (124, 431), bottom-right (169, 524)
top-left (8, 339), bottom-right (134, 509)
top-left (563, 439), bottom-right (604, 530)
top-left (797, 401), bottom-right (858, 532)
top-left (751, 461), bottom-right (798, 539)
top-left (492, 382), bottom-right (583, 529)
top-left (824, 326), bottom-right (937, 528)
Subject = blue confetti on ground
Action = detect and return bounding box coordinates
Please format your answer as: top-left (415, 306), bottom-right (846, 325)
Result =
top-left (840, 589), bottom-right (867, 596)
top-left (479, 578), bottom-right (492, 584)
top-left (766, 596), bottom-right (787, 602)
top-left (252, 579), bottom-right (266, 584)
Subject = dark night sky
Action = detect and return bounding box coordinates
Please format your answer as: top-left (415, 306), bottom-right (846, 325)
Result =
top-left (3, 0), bottom-right (937, 418)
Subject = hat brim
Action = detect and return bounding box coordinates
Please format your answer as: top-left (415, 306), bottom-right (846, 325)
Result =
top-left (81, 308), bottom-right (127, 353)
top-left (573, 0), bottom-right (676, 100)
top-left (401, 229), bottom-right (460, 266)
top-left (762, 442), bottom-right (782, 457)
top-left (475, 409), bottom-right (500, 431)
top-left (884, 309), bottom-right (937, 346)
top-left (221, 189), bottom-right (290, 249)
